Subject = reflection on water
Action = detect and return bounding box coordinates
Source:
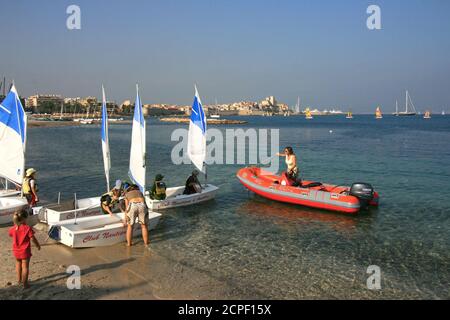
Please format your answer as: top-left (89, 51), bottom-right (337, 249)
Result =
top-left (237, 196), bottom-right (360, 235)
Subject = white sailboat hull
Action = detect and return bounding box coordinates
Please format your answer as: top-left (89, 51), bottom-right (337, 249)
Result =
top-left (57, 211), bottom-right (161, 248)
top-left (37, 197), bottom-right (102, 225)
top-left (0, 189), bottom-right (21, 197)
top-left (145, 184), bottom-right (218, 210)
top-left (0, 197), bottom-right (28, 225)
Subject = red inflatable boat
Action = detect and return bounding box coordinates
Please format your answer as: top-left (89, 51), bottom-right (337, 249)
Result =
top-left (237, 167), bottom-right (379, 214)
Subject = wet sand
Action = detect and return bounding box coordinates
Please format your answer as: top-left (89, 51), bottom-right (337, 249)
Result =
top-left (0, 223), bottom-right (245, 300)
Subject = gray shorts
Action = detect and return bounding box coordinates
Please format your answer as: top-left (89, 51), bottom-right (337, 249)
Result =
top-left (126, 202), bottom-right (148, 226)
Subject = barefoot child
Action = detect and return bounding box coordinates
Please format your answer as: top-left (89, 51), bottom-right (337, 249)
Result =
top-left (8, 209), bottom-right (41, 288)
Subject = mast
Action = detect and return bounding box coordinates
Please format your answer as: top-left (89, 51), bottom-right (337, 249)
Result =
top-left (406, 90), bottom-right (408, 113)
top-left (396, 100), bottom-right (398, 115)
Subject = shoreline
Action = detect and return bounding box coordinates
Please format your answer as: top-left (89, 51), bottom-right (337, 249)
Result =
top-left (159, 117), bottom-right (247, 125)
top-left (28, 120), bottom-right (132, 128)
top-left (0, 223), bottom-right (247, 300)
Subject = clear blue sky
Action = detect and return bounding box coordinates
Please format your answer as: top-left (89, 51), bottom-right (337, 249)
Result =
top-left (1, 0), bottom-right (450, 112)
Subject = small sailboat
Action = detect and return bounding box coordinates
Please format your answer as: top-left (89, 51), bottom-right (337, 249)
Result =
top-left (394, 91), bottom-right (417, 116)
top-left (346, 110), bottom-right (353, 119)
top-left (375, 106), bottom-right (383, 119)
top-left (424, 110), bottom-right (431, 119)
top-left (48, 85), bottom-right (161, 248)
top-left (144, 86), bottom-right (218, 210)
top-left (305, 108), bottom-right (313, 120)
top-left (38, 86), bottom-right (114, 225)
top-left (442, 110), bottom-right (446, 116)
top-left (0, 84), bottom-right (29, 224)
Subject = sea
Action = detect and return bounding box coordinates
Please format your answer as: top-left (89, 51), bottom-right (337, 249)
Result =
top-left (24, 115), bottom-right (450, 299)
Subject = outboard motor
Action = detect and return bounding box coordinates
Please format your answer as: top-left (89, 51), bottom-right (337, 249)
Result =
top-left (349, 183), bottom-right (374, 208)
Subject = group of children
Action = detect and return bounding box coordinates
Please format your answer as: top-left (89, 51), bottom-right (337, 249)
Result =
top-left (7, 168), bottom-right (203, 289)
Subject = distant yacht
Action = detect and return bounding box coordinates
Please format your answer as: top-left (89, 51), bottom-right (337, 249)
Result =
top-left (442, 110), bottom-right (446, 116)
top-left (393, 90), bottom-right (417, 116)
top-left (375, 106), bottom-right (383, 119)
top-left (305, 108), bottom-right (313, 120)
top-left (210, 114), bottom-right (220, 119)
top-left (424, 110), bottom-right (431, 119)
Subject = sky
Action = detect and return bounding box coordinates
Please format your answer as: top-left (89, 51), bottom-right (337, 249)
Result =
top-left (1, 0), bottom-right (450, 112)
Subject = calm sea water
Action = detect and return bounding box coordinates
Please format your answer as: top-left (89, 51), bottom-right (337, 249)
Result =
top-left (26, 115), bottom-right (450, 299)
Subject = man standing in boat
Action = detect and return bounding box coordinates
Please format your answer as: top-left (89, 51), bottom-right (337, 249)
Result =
top-left (123, 184), bottom-right (149, 247)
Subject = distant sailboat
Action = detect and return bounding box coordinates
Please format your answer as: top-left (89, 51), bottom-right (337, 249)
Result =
top-left (346, 110), bottom-right (353, 119)
top-left (305, 108), bottom-right (313, 120)
top-left (294, 97), bottom-right (301, 115)
top-left (394, 90), bottom-right (417, 116)
top-left (423, 110), bottom-right (431, 119)
top-left (375, 106), bottom-right (383, 119)
top-left (442, 110), bottom-right (446, 116)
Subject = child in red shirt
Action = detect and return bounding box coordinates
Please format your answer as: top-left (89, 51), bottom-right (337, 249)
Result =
top-left (9, 209), bottom-right (41, 289)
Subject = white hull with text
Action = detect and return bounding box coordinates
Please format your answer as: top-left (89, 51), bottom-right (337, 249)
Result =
top-left (145, 184), bottom-right (218, 210)
top-left (0, 197), bottom-right (28, 225)
top-left (37, 197), bottom-right (101, 225)
top-left (49, 211), bottom-right (161, 248)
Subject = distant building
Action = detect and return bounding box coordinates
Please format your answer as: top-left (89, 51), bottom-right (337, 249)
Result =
top-left (26, 94), bottom-right (64, 113)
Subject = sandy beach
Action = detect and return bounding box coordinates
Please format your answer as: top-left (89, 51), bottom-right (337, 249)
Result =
top-left (0, 222), bottom-right (246, 300)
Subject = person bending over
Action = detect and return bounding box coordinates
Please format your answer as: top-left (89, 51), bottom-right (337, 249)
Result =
top-left (183, 170), bottom-right (202, 195)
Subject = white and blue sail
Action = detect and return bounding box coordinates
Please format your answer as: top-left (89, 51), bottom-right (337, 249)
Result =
top-left (0, 85), bottom-right (27, 186)
top-left (101, 85), bottom-right (111, 191)
top-left (128, 84), bottom-right (146, 193)
top-left (187, 86), bottom-right (207, 173)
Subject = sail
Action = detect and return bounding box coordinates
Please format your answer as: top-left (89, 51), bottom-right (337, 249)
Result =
top-left (305, 108), bottom-right (312, 119)
top-left (375, 107), bottom-right (383, 118)
top-left (0, 85), bottom-right (27, 185)
top-left (101, 85), bottom-right (111, 191)
top-left (187, 86), bottom-right (207, 173)
top-left (295, 97), bottom-right (300, 114)
top-left (128, 84), bottom-right (146, 193)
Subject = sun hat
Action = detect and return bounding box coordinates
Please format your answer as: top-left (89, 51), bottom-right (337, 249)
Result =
top-left (155, 174), bottom-right (164, 181)
top-left (26, 168), bottom-right (37, 177)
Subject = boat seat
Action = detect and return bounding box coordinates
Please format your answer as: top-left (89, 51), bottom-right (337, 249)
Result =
top-left (46, 199), bottom-right (76, 211)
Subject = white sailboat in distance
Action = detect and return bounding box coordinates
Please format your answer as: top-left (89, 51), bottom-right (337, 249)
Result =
top-left (145, 85), bottom-right (218, 210)
top-left (394, 90), bottom-right (417, 116)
